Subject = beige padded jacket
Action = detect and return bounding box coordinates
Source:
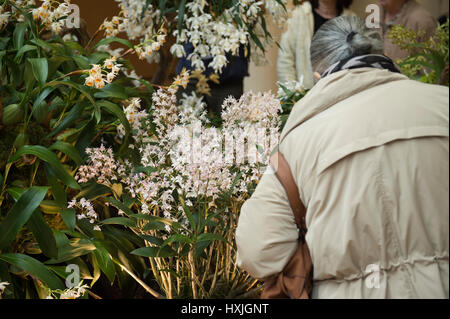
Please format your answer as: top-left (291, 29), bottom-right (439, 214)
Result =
top-left (277, 2), bottom-right (356, 89)
top-left (236, 68), bottom-right (449, 298)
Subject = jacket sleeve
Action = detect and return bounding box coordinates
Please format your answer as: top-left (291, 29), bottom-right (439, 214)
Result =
top-left (236, 169), bottom-right (299, 280)
top-left (277, 17), bottom-right (299, 84)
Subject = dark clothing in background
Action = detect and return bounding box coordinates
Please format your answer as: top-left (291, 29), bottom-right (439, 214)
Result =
top-left (178, 80), bottom-right (244, 115)
top-left (176, 43), bottom-right (249, 114)
top-left (313, 9), bottom-right (331, 33)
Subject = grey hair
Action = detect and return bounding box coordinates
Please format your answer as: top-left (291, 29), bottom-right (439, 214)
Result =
top-left (310, 16), bottom-right (384, 74)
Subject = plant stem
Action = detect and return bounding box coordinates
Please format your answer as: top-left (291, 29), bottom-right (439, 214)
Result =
top-left (53, 70), bottom-right (86, 82)
top-left (116, 261), bottom-right (165, 299)
top-left (85, 27), bottom-right (102, 51)
top-left (188, 250), bottom-right (197, 299)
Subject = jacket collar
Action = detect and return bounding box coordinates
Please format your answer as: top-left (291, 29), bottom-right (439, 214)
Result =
top-left (280, 68), bottom-right (408, 142)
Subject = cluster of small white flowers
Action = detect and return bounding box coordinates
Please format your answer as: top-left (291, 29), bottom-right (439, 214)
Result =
top-left (173, 0), bottom-right (288, 73)
top-left (145, 88), bottom-right (281, 206)
top-left (171, 0), bottom-right (247, 73)
top-left (46, 282), bottom-right (90, 299)
top-left (102, 1), bottom-right (166, 63)
top-left (222, 91), bottom-right (282, 129)
top-left (277, 76), bottom-right (306, 97)
top-left (102, 10), bottom-right (128, 37)
top-left (220, 91), bottom-right (282, 188)
top-left (67, 198), bottom-right (101, 230)
top-left (107, 0), bottom-right (286, 73)
top-left (96, 45), bottom-right (125, 59)
top-left (1, 1), bottom-right (37, 26)
top-left (0, 6), bottom-right (11, 28)
top-left (172, 68), bottom-right (190, 91)
top-left (31, 0), bottom-right (72, 34)
top-left (122, 69), bottom-right (142, 87)
top-left (151, 87), bottom-right (179, 139)
top-left (122, 168), bottom-right (178, 232)
top-left (134, 31), bottom-right (166, 61)
top-left (75, 144), bottom-right (124, 186)
top-left (12, 0), bottom-right (37, 6)
top-left (0, 281), bottom-right (9, 297)
top-left (75, 88), bottom-right (282, 233)
top-left (85, 56), bottom-right (122, 89)
top-left (116, 98), bottom-right (150, 142)
top-left (110, 0), bottom-right (160, 40)
top-left (178, 91), bottom-right (208, 124)
top-left (264, 0), bottom-right (288, 26)
top-left (59, 283), bottom-right (89, 299)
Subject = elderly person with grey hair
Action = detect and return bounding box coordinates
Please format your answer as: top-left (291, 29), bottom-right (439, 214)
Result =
top-left (236, 16), bottom-right (449, 298)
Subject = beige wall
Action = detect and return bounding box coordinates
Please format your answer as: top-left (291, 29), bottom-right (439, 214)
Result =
top-left (244, 0), bottom-right (449, 94)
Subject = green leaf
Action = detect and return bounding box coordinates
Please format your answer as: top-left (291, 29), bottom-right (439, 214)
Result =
top-left (194, 240), bottom-right (210, 259)
top-left (53, 229), bottom-right (70, 247)
top-left (105, 197), bottom-right (134, 216)
top-left (138, 79), bottom-right (155, 95)
top-left (131, 246), bottom-right (176, 258)
top-left (28, 58), bottom-right (48, 86)
top-left (49, 141), bottom-right (83, 166)
top-left (88, 52), bottom-right (110, 65)
top-left (75, 119), bottom-right (97, 157)
top-left (45, 239), bottom-right (96, 264)
top-left (5, 187), bottom-right (25, 201)
top-left (26, 209), bottom-right (58, 258)
top-left (13, 23), bottom-right (27, 50)
top-left (30, 86), bottom-right (56, 121)
top-left (72, 55), bottom-right (90, 70)
top-left (44, 164), bottom-right (67, 208)
top-left (197, 233), bottom-right (229, 244)
top-left (74, 183), bottom-right (111, 201)
top-left (94, 83), bottom-right (128, 100)
top-left (138, 235), bottom-right (164, 246)
top-left (30, 38), bottom-right (62, 53)
top-left (92, 241), bottom-right (115, 283)
top-left (0, 186), bottom-right (49, 250)
top-left (101, 217), bottom-right (136, 227)
top-left (33, 86), bottom-right (55, 109)
top-left (46, 101), bottom-right (87, 139)
top-left (60, 209), bottom-right (76, 232)
top-left (62, 40), bottom-right (86, 53)
top-left (0, 253), bottom-right (65, 290)
top-left (177, 0), bottom-right (187, 33)
top-left (9, 145), bottom-right (80, 190)
top-left (229, 171), bottom-right (243, 195)
top-left (90, 254), bottom-right (101, 287)
top-left (47, 56), bottom-right (70, 78)
top-left (248, 28), bottom-right (265, 53)
top-left (142, 221), bottom-right (166, 231)
top-left (162, 234), bottom-right (192, 248)
top-left (14, 44), bottom-right (37, 63)
top-left (45, 80), bottom-right (100, 123)
top-left (0, 37), bottom-right (10, 50)
top-left (92, 37), bottom-right (134, 50)
top-left (0, 50), bottom-right (6, 70)
top-left (131, 214), bottom-right (184, 231)
top-left (97, 100), bottom-right (131, 141)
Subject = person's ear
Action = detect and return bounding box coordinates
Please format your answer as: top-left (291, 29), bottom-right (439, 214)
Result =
top-left (313, 72), bottom-right (322, 80)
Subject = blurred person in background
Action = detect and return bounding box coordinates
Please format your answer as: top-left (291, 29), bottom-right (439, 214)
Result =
top-left (277, 0), bottom-right (356, 89)
top-left (379, 0), bottom-right (437, 61)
